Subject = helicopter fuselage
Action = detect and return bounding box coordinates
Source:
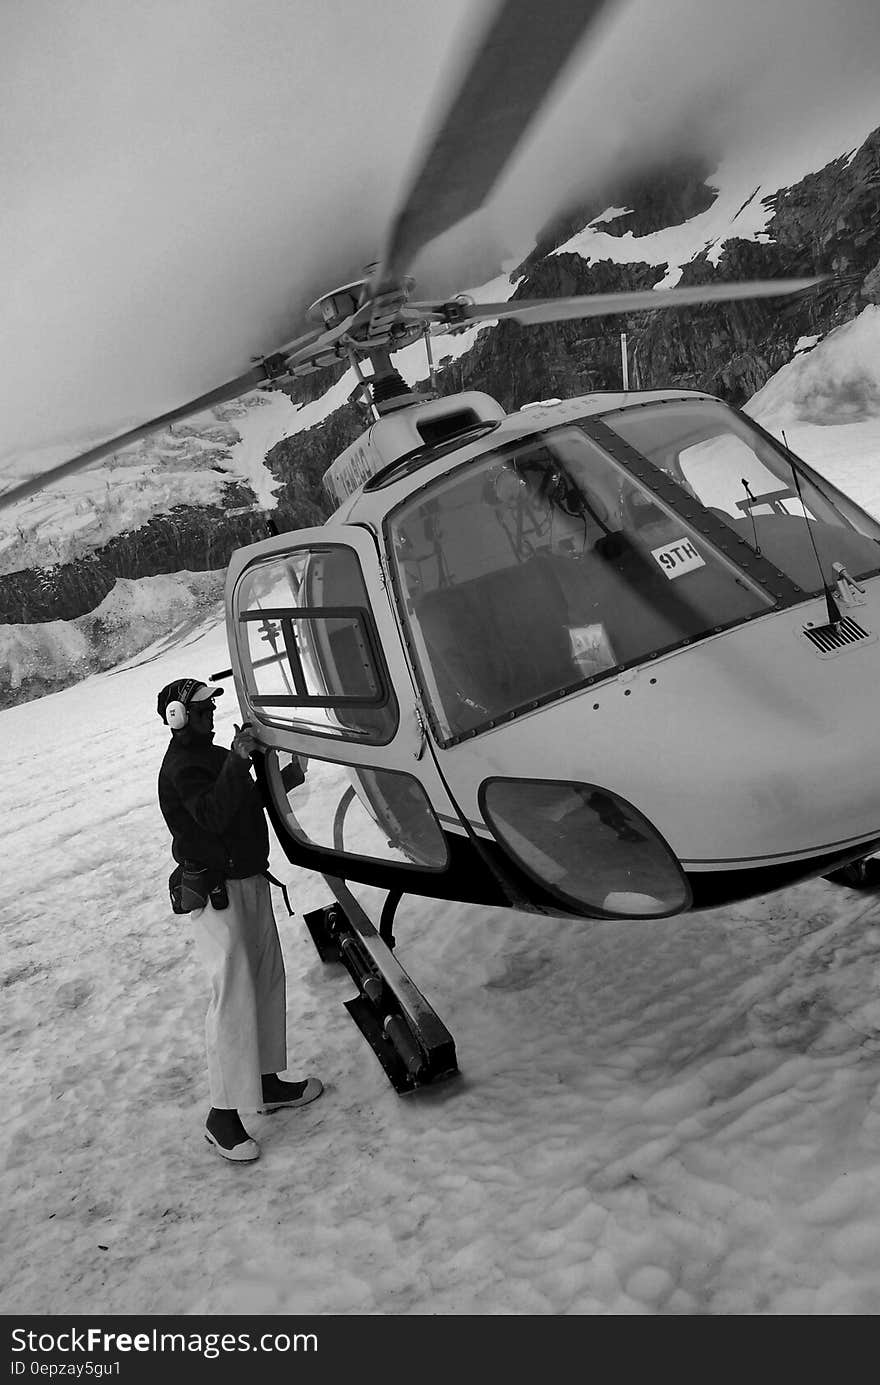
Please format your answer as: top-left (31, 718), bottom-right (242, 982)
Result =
top-left (226, 388), bottom-right (880, 921)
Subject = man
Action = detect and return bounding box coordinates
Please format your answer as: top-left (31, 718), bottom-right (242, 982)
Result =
top-left (156, 676), bottom-right (323, 1163)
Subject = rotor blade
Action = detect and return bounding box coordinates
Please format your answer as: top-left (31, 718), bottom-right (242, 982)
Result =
top-left (0, 366), bottom-right (271, 512)
top-left (274, 326), bottom-right (326, 358)
top-left (377, 0), bottom-right (613, 290)
top-left (448, 276), bottom-right (826, 325)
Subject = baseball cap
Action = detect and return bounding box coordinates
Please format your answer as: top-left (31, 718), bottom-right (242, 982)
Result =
top-left (157, 678), bottom-right (224, 723)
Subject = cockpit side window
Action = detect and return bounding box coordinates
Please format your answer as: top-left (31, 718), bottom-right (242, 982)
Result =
top-left (387, 427), bottom-right (773, 744)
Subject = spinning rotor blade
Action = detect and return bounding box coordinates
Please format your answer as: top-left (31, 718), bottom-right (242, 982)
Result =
top-left (377, 0), bottom-right (613, 291)
top-left (1, 366), bottom-right (274, 513)
top-left (0, 322), bottom-right (326, 512)
top-left (439, 276), bottom-right (825, 326)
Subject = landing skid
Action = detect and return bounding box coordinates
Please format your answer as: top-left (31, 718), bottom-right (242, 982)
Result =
top-left (303, 876), bottom-right (459, 1094)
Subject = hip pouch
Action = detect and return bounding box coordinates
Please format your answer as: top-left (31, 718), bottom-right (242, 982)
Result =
top-left (169, 862), bottom-right (229, 914)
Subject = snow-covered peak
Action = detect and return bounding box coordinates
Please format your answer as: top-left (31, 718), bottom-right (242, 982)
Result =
top-left (0, 391), bottom-right (297, 577)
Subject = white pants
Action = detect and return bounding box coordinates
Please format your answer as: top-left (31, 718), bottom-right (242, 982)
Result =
top-left (191, 875), bottom-right (287, 1111)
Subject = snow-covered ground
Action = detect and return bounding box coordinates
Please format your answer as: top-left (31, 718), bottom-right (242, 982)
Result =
top-left (4, 609), bottom-right (880, 1317)
top-left (2, 312), bottom-right (880, 1315)
top-left (746, 307), bottom-right (880, 505)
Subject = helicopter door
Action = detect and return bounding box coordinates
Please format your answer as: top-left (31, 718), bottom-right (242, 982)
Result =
top-left (225, 525), bottom-right (500, 902)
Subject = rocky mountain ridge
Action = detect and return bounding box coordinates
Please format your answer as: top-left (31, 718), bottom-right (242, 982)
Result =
top-left (438, 134), bottom-right (880, 410)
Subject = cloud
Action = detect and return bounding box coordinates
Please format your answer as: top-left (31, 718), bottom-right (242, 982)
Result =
top-left (452, 0), bottom-right (880, 273)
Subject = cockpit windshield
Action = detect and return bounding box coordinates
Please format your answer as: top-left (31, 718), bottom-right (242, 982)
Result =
top-left (387, 423), bottom-right (776, 743)
top-left (601, 399), bottom-right (880, 592)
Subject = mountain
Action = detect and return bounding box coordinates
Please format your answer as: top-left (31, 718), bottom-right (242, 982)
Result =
top-left (1, 127), bottom-right (879, 708)
top-left (437, 135), bottom-right (880, 407)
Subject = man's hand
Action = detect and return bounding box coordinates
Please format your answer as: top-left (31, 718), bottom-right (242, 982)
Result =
top-left (232, 723), bottom-right (260, 761)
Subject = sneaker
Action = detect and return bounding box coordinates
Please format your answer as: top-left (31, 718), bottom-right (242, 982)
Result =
top-left (204, 1107), bottom-right (260, 1162)
top-left (259, 1075), bottom-right (324, 1113)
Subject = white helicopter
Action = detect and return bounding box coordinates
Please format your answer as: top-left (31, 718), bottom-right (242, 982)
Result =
top-left (4, 0), bottom-right (880, 1085)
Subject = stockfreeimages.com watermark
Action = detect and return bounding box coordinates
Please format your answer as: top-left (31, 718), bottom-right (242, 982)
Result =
top-left (11, 1327), bottom-right (317, 1367)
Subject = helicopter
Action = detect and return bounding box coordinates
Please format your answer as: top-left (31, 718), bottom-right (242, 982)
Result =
top-left (3, 0), bottom-right (880, 1086)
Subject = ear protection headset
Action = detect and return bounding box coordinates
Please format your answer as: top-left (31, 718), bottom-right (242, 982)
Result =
top-left (164, 699), bottom-right (190, 730)
top-left (163, 678), bottom-right (202, 730)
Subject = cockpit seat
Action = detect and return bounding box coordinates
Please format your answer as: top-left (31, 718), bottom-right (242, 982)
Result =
top-left (414, 557), bottom-right (580, 735)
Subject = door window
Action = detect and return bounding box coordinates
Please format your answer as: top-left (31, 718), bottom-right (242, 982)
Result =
top-left (264, 749), bottom-right (448, 870)
top-left (234, 545), bottom-right (398, 744)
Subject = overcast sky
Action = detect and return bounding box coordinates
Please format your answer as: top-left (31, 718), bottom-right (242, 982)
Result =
top-left (1, 0), bottom-right (879, 468)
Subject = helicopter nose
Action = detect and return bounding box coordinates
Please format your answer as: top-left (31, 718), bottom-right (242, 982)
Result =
top-left (440, 593), bottom-right (880, 918)
top-left (481, 777), bottom-right (690, 917)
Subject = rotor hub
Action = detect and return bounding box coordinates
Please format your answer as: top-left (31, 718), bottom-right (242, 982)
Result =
top-left (306, 281), bottom-right (368, 329)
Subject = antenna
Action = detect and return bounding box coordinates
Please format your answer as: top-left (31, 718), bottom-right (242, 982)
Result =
top-left (781, 429), bottom-right (842, 626)
top-left (740, 479), bottom-right (762, 554)
top-left (423, 326), bottom-right (438, 392)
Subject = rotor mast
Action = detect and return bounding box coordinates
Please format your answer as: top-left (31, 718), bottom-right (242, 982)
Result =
top-left (302, 280), bottom-right (435, 422)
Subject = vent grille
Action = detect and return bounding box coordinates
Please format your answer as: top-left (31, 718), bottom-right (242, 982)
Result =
top-left (802, 617), bottom-right (870, 654)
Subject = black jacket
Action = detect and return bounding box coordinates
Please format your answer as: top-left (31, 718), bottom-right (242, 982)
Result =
top-left (158, 730), bottom-right (270, 879)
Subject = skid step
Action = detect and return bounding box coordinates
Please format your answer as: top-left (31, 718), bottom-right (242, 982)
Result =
top-left (304, 879), bottom-right (458, 1094)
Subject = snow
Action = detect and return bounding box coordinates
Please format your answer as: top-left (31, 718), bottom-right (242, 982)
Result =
top-left (748, 306), bottom-right (880, 428)
top-left (0, 391), bottom-right (296, 576)
top-left (552, 129), bottom-right (878, 290)
top-left (552, 183), bottom-right (771, 289)
top-left (4, 315), bottom-right (880, 1315)
top-left (746, 307), bottom-right (880, 500)
top-left (4, 613), bottom-right (880, 1316)
top-left (0, 571), bottom-right (224, 695)
top-left (0, 391), bottom-right (299, 696)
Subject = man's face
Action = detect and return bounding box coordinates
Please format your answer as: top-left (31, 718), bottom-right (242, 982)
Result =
top-left (188, 698), bottom-right (216, 739)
